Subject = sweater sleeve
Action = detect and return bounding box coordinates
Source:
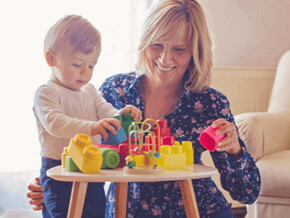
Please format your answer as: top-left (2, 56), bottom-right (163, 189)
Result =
top-left (34, 85), bottom-right (95, 138)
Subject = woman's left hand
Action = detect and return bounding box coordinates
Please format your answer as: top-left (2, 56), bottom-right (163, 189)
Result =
top-left (212, 118), bottom-right (242, 155)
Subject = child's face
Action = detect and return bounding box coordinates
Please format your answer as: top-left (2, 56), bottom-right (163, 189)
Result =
top-left (50, 45), bottom-right (100, 91)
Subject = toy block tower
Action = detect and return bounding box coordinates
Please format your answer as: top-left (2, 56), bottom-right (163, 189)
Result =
top-left (152, 120), bottom-right (174, 146)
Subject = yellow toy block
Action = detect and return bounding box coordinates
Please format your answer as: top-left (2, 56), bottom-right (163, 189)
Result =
top-left (134, 152), bottom-right (156, 167)
top-left (68, 134), bottom-right (103, 174)
top-left (134, 154), bottom-right (146, 167)
top-left (61, 147), bottom-right (69, 168)
top-left (156, 145), bottom-right (186, 170)
top-left (182, 141), bottom-right (194, 165)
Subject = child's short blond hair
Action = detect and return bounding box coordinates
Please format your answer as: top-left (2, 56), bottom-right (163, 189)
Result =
top-left (44, 15), bottom-right (101, 55)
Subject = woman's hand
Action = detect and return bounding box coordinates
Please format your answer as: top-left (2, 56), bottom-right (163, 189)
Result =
top-left (212, 118), bottom-right (242, 156)
top-left (119, 105), bottom-right (142, 121)
top-left (27, 177), bottom-right (44, 211)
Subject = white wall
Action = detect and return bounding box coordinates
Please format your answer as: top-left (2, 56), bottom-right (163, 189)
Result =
top-left (199, 0), bottom-right (290, 68)
top-left (0, 0), bottom-right (141, 173)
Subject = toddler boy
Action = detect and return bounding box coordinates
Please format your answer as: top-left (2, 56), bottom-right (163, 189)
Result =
top-left (34, 15), bottom-right (141, 217)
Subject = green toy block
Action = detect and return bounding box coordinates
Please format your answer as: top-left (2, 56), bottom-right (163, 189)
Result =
top-left (65, 155), bottom-right (79, 172)
top-left (114, 113), bottom-right (134, 136)
top-left (114, 114), bottom-right (122, 121)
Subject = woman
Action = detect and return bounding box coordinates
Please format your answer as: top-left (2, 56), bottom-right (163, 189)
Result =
top-left (28, 0), bottom-right (261, 217)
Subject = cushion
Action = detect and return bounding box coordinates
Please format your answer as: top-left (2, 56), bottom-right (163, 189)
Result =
top-left (257, 150), bottom-right (290, 198)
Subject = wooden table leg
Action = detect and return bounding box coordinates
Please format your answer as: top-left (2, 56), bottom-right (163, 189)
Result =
top-left (179, 179), bottom-right (200, 218)
top-left (115, 182), bottom-right (128, 218)
top-left (67, 181), bottom-right (88, 218)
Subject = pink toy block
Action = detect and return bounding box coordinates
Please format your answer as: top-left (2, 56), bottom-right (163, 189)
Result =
top-left (200, 126), bottom-right (224, 151)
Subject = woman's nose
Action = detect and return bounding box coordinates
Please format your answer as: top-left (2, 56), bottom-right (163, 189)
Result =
top-left (158, 49), bottom-right (172, 65)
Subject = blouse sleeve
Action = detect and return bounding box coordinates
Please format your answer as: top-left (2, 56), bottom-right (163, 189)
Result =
top-left (99, 76), bottom-right (124, 109)
top-left (88, 84), bottom-right (118, 119)
top-left (209, 93), bottom-right (261, 204)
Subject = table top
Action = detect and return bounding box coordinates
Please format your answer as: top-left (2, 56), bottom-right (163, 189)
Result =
top-left (47, 165), bottom-right (217, 183)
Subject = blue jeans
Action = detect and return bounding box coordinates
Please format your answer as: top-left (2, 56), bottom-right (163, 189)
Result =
top-left (40, 157), bottom-right (105, 218)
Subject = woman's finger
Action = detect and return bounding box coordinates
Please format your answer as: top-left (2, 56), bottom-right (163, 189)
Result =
top-left (33, 204), bottom-right (44, 211)
top-left (30, 198), bottom-right (44, 206)
top-left (27, 191), bottom-right (43, 199)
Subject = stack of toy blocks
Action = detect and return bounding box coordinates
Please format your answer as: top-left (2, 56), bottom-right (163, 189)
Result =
top-left (156, 141), bottom-right (194, 170)
top-left (152, 120), bottom-right (174, 149)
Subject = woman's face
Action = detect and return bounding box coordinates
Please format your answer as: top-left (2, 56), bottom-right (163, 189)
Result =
top-left (144, 27), bottom-right (192, 84)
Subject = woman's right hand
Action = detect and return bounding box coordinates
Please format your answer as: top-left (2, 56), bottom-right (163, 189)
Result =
top-left (27, 177), bottom-right (44, 211)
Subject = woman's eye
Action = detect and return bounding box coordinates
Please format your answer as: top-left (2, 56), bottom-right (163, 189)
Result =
top-left (89, 65), bottom-right (94, 69)
top-left (72, 64), bottom-right (81, 67)
top-left (174, 48), bottom-right (186, 52)
top-left (151, 44), bottom-right (163, 49)
top-left (173, 47), bottom-right (189, 55)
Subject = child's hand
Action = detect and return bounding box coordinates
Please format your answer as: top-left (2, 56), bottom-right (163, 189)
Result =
top-left (92, 118), bottom-right (121, 140)
top-left (119, 105), bottom-right (142, 121)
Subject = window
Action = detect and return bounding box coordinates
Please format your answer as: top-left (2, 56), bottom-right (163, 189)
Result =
top-left (0, 0), bottom-right (155, 172)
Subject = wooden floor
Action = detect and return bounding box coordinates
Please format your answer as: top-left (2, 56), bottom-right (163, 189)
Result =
top-left (232, 207), bottom-right (247, 218)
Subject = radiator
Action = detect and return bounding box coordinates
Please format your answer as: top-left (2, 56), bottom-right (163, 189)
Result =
top-left (211, 67), bottom-right (276, 115)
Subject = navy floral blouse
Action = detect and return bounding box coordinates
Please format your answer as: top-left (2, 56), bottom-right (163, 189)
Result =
top-left (99, 72), bottom-right (261, 218)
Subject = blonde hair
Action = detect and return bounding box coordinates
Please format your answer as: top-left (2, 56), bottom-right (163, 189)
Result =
top-left (136, 0), bottom-right (213, 92)
top-left (44, 15), bottom-right (101, 55)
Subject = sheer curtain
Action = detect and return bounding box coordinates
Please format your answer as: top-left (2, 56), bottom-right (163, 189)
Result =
top-left (0, 0), bottom-right (154, 172)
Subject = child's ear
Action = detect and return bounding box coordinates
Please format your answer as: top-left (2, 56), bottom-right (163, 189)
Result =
top-left (45, 51), bottom-right (55, 67)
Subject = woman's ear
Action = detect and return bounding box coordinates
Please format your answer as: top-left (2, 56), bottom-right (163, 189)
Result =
top-left (45, 51), bottom-right (55, 67)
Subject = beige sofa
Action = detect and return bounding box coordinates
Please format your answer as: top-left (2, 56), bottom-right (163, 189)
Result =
top-left (234, 50), bottom-right (290, 218)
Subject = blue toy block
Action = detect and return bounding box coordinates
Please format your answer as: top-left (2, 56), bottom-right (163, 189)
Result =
top-left (103, 126), bottom-right (127, 145)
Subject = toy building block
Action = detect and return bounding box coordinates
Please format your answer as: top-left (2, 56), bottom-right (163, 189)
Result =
top-left (117, 143), bottom-right (129, 167)
top-left (153, 120), bottom-right (171, 137)
top-left (161, 136), bottom-right (174, 146)
top-left (134, 154), bottom-right (146, 167)
top-left (181, 141), bottom-right (194, 165)
top-left (98, 147), bottom-right (120, 169)
top-left (103, 126), bottom-right (127, 145)
top-left (65, 155), bottom-right (79, 172)
top-left (174, 141), bottom-right (194, 165)
top-left (118, 143), bottom-right (139, 167)
top-left (61, 147), bottom-right (69, 168)
top-left (95, 144), bottom-right (118, 151)
top-left (68, 134), bottom-right (103, 174)
top-left (114, 113), bottom-right (134, 136)
top-left (156, 144), bottom-right (186, 170)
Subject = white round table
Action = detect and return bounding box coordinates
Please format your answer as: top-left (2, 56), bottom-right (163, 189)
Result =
top-left (47, 164), bottom-right (217, 218)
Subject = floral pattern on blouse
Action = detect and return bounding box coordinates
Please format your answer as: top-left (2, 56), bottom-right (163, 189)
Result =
top-left (99, 72), bottom-right (261, 218)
